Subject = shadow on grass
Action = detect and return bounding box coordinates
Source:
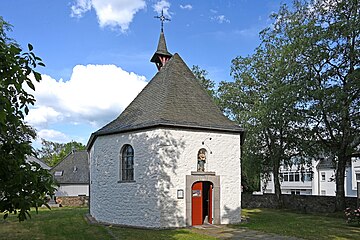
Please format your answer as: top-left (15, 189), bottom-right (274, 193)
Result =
top-left (0, 207), bottom-right (214, 240)
top-left (236, 208), bottom-right (360, 240)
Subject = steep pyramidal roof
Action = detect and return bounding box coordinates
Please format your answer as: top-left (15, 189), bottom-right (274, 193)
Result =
top-left (150, 31), bottom-right (172, 63)
top-left (88, 53), bottom-right (243, 147)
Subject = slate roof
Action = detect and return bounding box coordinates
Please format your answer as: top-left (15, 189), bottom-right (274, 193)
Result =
top-left (87, 35), bottom-right (243, 149)
top-left (316, 158), bottom-right (335, 169)
top-left (26, 155), bottom-right (51, 170)
top-left (50, 150), bottom-right (89, 184)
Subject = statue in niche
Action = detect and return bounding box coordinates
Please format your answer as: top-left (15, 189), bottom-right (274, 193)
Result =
top-left (197, 149), bottom-right (207, 172)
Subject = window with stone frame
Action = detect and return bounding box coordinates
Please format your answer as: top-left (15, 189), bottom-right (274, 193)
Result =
top-left (121, 144), bottom-right (134, 181)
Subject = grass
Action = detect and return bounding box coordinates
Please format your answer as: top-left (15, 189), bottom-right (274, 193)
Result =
top-left (0, 207), bottom-right (214, 240)
top-left (2, 207), bottom-right (359, 240)
top-left (237, 208), bottom-right (360, 240)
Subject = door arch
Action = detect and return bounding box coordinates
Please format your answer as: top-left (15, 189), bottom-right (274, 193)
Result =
top-left (186, 174), bottom-right (220, 226)
top-left (191, 181), bottom-right (213, 225)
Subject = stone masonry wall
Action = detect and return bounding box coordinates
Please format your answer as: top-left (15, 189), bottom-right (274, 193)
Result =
top-left (242, 193), bottom-right (358, 213)
top-left (89, 127), bottom-right (241, 228)
top-left (56, 196), bottom-right (89, 207)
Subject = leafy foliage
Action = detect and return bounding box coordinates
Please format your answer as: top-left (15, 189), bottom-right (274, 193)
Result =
top-left (36, 139), bottom-right (86, 166)
top-left (0, 17), bottom-right (56, 221)
top-left (191, 65), bottom-right (216, 98)
top-left (218, 0), bottom-right (360, 208)
top-left (268, 0), bottom-right (360, 210)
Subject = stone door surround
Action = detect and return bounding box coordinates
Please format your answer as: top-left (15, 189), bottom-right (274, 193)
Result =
top-left (186, 172), bottom-right (220, 226)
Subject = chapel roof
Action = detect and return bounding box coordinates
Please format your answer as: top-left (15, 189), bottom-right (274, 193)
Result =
top-left (89, 53), bottom-right (242, 145)
top-left (87, 32), bottom-right (243, 150)
top-left (50, 150), bottom-right (89, 184)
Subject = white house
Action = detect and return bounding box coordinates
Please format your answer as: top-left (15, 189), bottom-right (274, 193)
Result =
top-left (50, 150), bottom-right (89, 197)
top-left (87, 30), bottom-right (244, 228)
top-left (261, 158), bottom-right (360, 197)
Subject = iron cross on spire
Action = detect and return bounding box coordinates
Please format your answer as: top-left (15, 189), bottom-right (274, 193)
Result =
top-left (154, 9), bottom-right (170, 32)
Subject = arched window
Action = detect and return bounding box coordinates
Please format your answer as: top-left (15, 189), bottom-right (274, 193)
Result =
top-left (121, 145), bottom-right (134, 181)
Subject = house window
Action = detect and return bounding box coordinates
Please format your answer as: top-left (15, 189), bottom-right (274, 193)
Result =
top-left (121, 144), bottom-right (134, 181)
top-left (295, 172), bottom-right (300, 182)
top-left (304, 173), bottom-right (312, 181)
top-left (284, 172), bottom-right (289, 181)
top-left (321, 172), bottom-right (326, 181)
top-left (54, 171), bottom-right (63, 176)
top-left (356, 173), bottom-right (360, 181)
top-left (289, 172), bottom-right (294, 182)
top-left (291, 190), bottom-right (300, 195)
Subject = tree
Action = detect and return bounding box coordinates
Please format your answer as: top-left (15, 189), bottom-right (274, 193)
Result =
top-left (218, 38), bottom-right (307, 203)
top-left (269, 0), bottom-right (360, 210)
top-left (191, 65), bottom-right (216, 98)
top-left (36, 139), bottom-right (86, 166)
top-left (0, 18), bottom-right (56, 221)
top-left (219, 0), bottom-right (359, 210)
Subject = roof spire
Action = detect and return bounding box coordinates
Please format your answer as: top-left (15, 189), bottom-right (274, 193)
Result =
top-left (154, 9), bottom-right (170, 32)
top-left (151, 9), bottom-right (172, 71)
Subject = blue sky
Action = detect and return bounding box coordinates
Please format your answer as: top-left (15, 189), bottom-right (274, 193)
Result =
top-left (0, 0), bottom-right (291, 148)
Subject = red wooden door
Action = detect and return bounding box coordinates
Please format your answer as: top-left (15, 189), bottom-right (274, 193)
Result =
top-left (192, 182), bottom-right (203, 225)
top-left (208, 184), bottom-right (213, 224)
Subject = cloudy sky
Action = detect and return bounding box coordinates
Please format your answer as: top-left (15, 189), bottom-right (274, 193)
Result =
top-left (1, 0), bottom-right (292, 148)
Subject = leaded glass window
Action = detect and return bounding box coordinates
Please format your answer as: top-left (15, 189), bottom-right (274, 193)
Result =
top-left (121, 145), bottom-right (134, 181)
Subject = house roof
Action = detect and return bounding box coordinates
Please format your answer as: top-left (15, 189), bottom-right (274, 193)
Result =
top-left (50, 150), bottom-right (89, 184)
top-left (87, 53), bottom-right (243, 149)
top-left (26, 155), bottom-right (51, 170)
top-left (316, 158), bottom-right (335, 169)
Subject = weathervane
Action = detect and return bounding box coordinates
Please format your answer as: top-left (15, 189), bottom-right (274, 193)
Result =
top-left (154, 9), bottom-right (170, 32)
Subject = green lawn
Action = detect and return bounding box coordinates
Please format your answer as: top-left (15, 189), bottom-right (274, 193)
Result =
top-left (2, 207), bottom-right (359, 240)
top-left (238, 208), bottom-right (360, 240)
top-left (0, 207), bottom-right (214, 240)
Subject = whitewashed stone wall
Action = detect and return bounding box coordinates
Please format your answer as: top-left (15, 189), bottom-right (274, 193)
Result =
top-left (89, 127), bottom-right (241, 228)
top-left (55, 184), bottom-right (89, 196)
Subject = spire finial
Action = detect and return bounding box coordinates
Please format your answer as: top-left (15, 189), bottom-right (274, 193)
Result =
top-left (154, 9), bottom-right (170, 32)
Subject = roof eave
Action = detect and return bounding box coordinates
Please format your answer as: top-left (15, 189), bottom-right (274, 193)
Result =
top-left (87, 122), bottom-right (244, 151)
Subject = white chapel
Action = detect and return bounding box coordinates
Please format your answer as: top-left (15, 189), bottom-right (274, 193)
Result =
top-left (87, 24), bottom-right (244, 228)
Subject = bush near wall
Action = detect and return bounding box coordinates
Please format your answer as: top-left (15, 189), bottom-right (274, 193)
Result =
top-left (56, 196), bottom-right (89, 207)
top-left (242, 193), bottom-right (358, 213)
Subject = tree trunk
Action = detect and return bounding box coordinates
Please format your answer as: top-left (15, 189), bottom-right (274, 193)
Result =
top-left (335, 154), bottom-right (347, 211)
top-left (273, 160), bottom-right (283, 208)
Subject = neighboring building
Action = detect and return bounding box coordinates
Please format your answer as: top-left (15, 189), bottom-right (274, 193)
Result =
top-left (50, 150), bottom-right (89, 197)
top-left (87, 29), bottom-right (244, 228)
top-left (26, 155), bottom-right (51, 170)
top-left (261, 158), bottom-right (360, 197)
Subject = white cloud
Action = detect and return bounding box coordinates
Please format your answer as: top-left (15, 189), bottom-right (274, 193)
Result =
top-left (26, 64), bottom-right (147, 130)
top-left (153, 0), bottom-right (171, 18)
top-left (70, 0), bottom-right (146, 32)
top-left (70, 0), bottom-right (92, 18)
top-left (37, 129), bottom-right (70, 143)
top-left (25, 106), bottom-right (61, 126)
top-left (211, 15), bottom-right (230, 24)
top-left (180, 4), bottom-right (192, 10)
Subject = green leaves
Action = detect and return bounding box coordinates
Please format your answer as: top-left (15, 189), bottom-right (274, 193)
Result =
top-left (0, 17), bottom-right (55, 221)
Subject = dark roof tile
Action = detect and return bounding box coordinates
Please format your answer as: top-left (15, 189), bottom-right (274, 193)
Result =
top-left (88, 53), bottom-right (243, 148)
top-left (50, 151), bottom-right (89, 184)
